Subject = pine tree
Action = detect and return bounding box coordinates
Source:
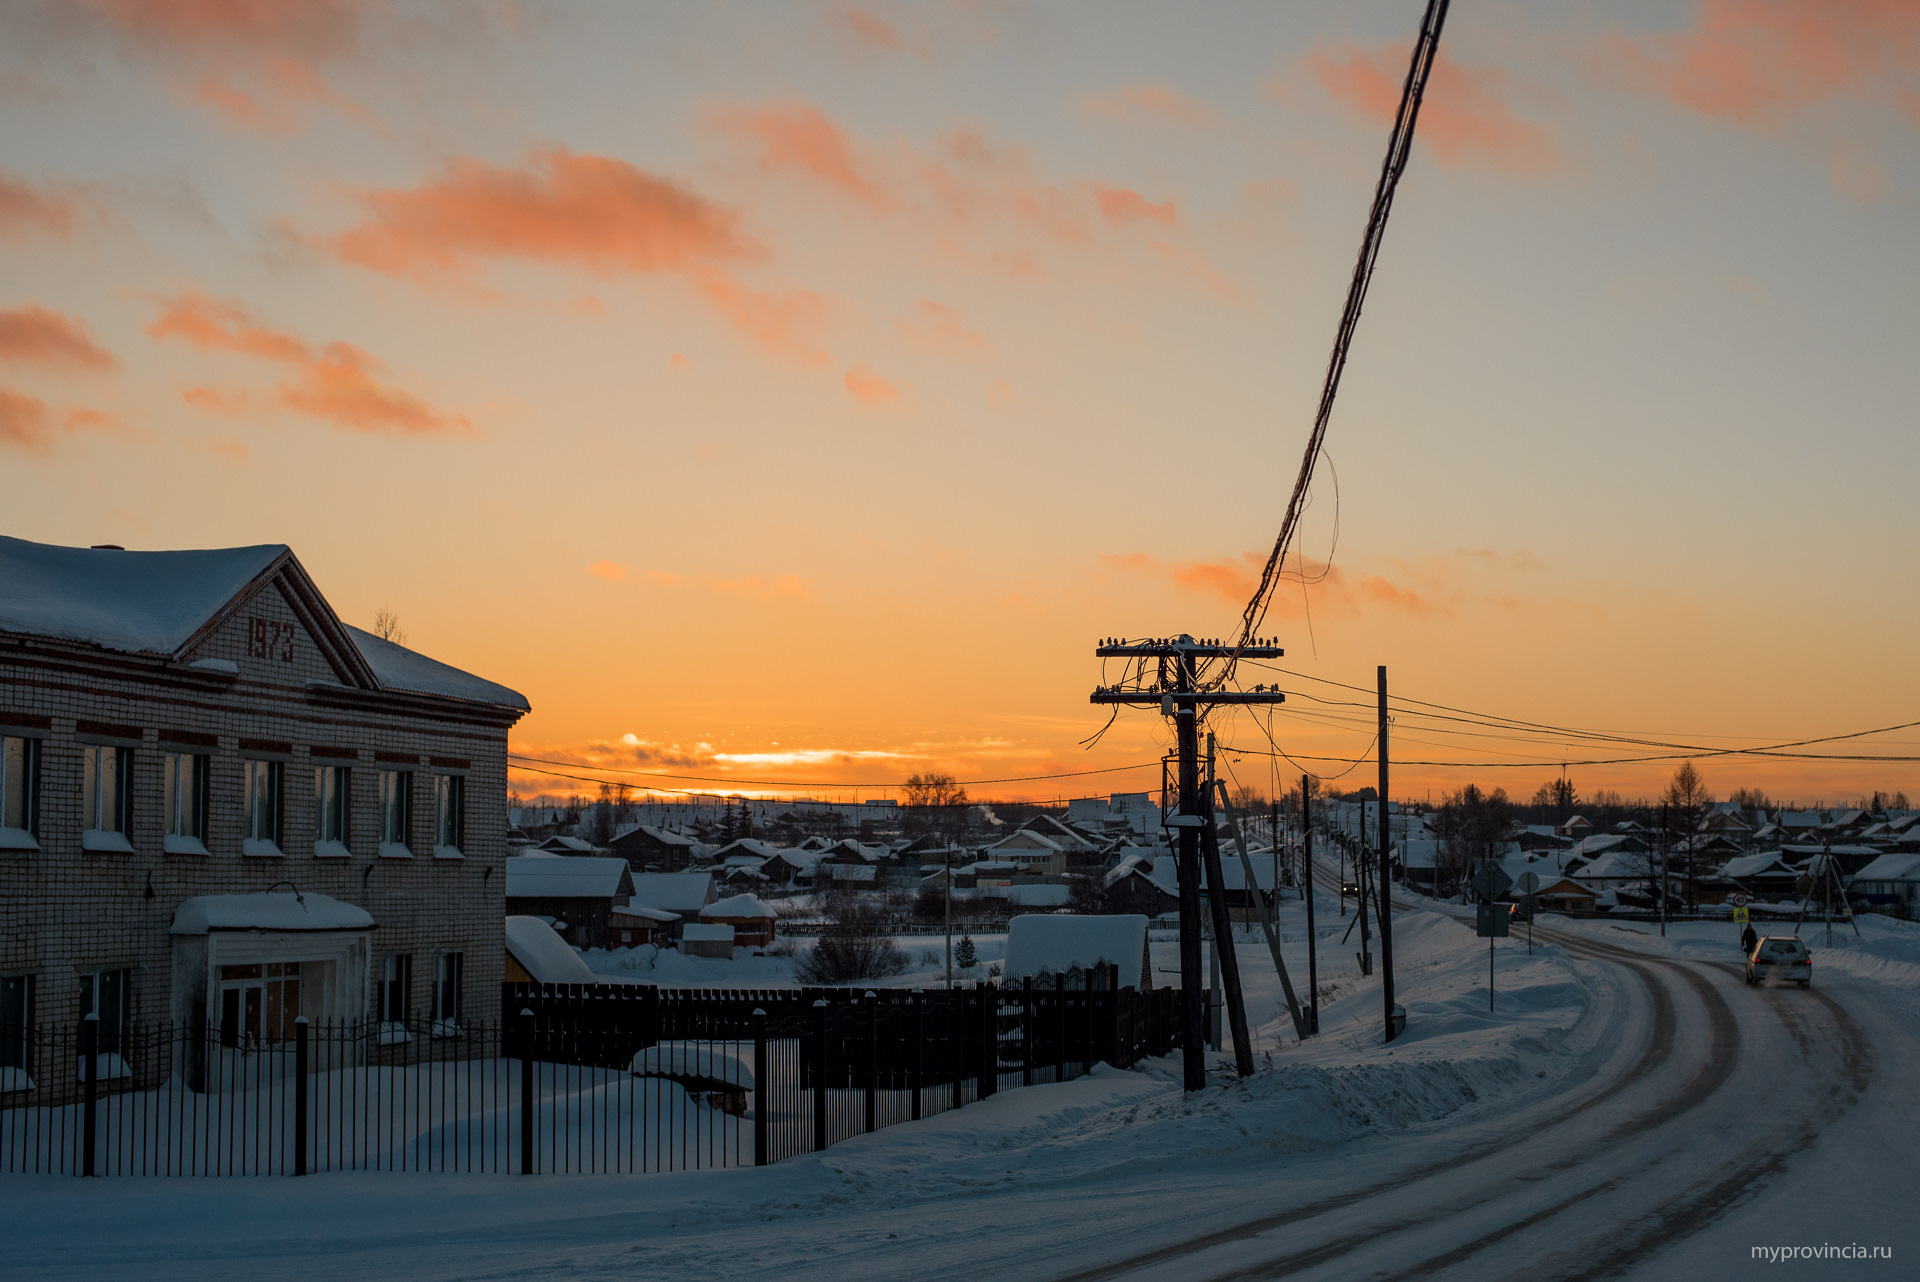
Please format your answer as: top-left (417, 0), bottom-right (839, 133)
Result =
top-left (955, 934), bottom-right (978, 970)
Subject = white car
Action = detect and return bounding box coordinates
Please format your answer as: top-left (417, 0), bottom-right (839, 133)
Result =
top-left (1745, 935), bottom-right (1813, 988)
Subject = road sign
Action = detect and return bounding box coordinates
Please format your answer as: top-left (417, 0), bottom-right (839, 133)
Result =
top-left (1472, 865), bottom-right (1514, 903)
top-left (1730, 892), bottom-right (1750, 907)
top-left (1475, 902), bottom-right (1511, 938)
top-left (1733, 905), bottom-right (1750, 924)
top-left (1516, 871), bottom-right (1540, 894)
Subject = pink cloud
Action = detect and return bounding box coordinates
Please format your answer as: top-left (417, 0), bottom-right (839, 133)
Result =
top-left (1314, 45), bottom-right (1556, 173)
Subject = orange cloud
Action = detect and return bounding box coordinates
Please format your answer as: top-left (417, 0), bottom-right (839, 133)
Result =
top-left (0, 170), bottom-right (77, 241)
top-left (844, 361), bottom-right (899, 405)
top-left (147, 291), bottom-right (309, 362)
top-left (898, 298), bottom-right (985, 355)
top-left (721, 102), bottom-right (891, 208)
top-left (149, 292), bottom-right (468, 435)
top-left (0, 388), bottom-right (121, 455)
top-left (327, 149), bottom-right (759, 281)
top-left (1093, 185), bottom-right (1177, 229)
top-left (1314, 45), bottom-right (1556, 173)
top-left (277, 343), bottom-right (470, 436)
top-left (0, 388), bottom-right (52, 455)
top-left (829, 4), bottom-right (907, 52)
top-left (182, 385), bottom-right (250, 414)
top-left (319, 150), bottom-right (827, 361)
top-left (81, 0), bottom-right (373, 132)
top-left (1103, 550), bottom-right (1435, 616)
top-left (1609, 0), bottom-right (1920, 125)
top-left (0, 304), bottom-right (117, 370)
top-left (1083, 83), bottom-right (1212, 126)
top-left (1149, 240), bottom-right (1241, 300)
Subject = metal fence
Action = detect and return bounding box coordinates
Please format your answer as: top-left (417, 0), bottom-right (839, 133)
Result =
top-left (1, 981), bottom-right (1181, 1177)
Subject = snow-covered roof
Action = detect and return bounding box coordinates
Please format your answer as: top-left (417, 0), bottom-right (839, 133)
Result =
top-left (701, 893), bottom-right (775, 919)
top-left (1850, 852), bottom-right (1920, 883)
top-left (536, 835), bottom-right (596, 853)
top-left (618, 824), bottom-right (695, 847)
top-left (505, 855), bottom-right (634, 900)
top-left (0, 536), bottom-right (285, 655)
top-left (1565, 833), bottom-right (1641, 859)
top-left (1573, 849), bottom-right (1652, 881)
top-left (0, 537), bottom-right (527, 711)
top-left (629, 872), bottom-right (714, 914)
top-left (712, 838), bottom-right (782, 860)
top-left (992, 830), bottom-right (1064, 851)
top-left (610, 904), bottom-right (680, 922)
top-left (343, 625), bottom-right (527, 711)
top-left (505, 916), bottom-right (597, 983)
top-left (170, 890), bottom-right (374, 934)
top-left (681, 923), bottom-right (736, 943)
top-left (1002, 915), bottom-right (1148, 986)
top-left (1721, 853), bottom-right (1794, 880)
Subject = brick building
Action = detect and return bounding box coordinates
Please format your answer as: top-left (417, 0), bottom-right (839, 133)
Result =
top-left (0, 536), bottom-right (528, 1080)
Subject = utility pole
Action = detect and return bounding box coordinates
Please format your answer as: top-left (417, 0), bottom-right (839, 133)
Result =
top-left (1092, 635), bottom-right (1283, 1090)
top-left (1356, 798), bottom-right (1372, 975)
top-left (1378, 665), bottom-right (1398, 1043)
top-left (1302, 773), bottom-right (1319, 1035)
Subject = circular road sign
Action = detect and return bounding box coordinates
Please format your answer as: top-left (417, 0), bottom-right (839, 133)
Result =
top-left (1730, 892), bottom-right (1750, 907)
top-left (1516, 871), bottom-right (1541, 894)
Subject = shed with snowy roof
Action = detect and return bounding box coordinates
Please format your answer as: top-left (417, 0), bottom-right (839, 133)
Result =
top-left (1001, 914), bottom-right (1150, 990)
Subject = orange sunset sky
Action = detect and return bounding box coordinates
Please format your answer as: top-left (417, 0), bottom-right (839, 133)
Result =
top-left (3, 1), bottom-right (1918, 808)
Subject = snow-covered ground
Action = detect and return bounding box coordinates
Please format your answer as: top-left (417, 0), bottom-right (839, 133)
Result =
top-left (0, 902), bottom-right (1620, 1282)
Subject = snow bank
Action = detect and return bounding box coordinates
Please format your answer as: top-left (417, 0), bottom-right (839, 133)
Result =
top-left (505, 916), bottom-right (597, 984)
top-left (631, 1042), bottom-right (755, 1089)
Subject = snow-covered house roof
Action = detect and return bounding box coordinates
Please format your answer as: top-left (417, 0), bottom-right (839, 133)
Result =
top-left (1002, 914), bottom-right (1149, 988)
top-left (617, 824), bottom-right (696, 847)
top-left (536, 834), bottom-right (596, 854)
top-left (1720, 853), bottom-right (1796, 881)
top-left (1779, 811), bottom-right (1822, 830)
top-left (1851, 852), bottom-right (1920, 883)
top-left (170, 890), bottom-right (374, 934)
top-left (505, 916), bottom-right (597, 984)
top-left (1573, 849), bottom-right (1653, 883)
top-left (505, 855), bottom-right (634, 900)
top-left (991, 830), bottom-right (1064, 852)
top-left (610, 904), bottom-right (680, 923)
top-left (1565, 833), bottom-right (1646, 861)
top-left (701, 893), bottom-right (775, 920)
top-left (711, 838), bottom-right (782, 861)
top-left (0, 536), bottom-right (527, 711)
top-left (628, 872), bottom-right (715, 914)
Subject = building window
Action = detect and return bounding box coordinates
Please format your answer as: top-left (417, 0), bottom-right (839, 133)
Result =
top-left (1, 973), bottom-right (32, 1092)
top-left (217, 963), bottom-right (300, 1049)
top-left (314, 765), bottom-right (351, 858)
top-left (243, 761), bottom-right (283, 856)
top-left (0, 736), bottom-right (39, 851)
top-left (81, 745), bottom-right (133, 853)
top-left (378, 770), bottom-right (412, 858)
top-left (162, 752), bottom-right (209, 855)
top-left (432, 953), bottom-right (463, 1036)
top-left (78, 969), bottom-right (133, 1078)
top-left (377, 954), bottom-right (412, 1042)
top-left (434, 775), bottom-right (465, 858)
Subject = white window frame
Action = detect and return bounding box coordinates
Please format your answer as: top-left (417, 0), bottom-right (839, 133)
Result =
top-left (433, 774), bottom-right (464, 859)
top-left (377, 954), bottom-right (412, 1044)
top-left (81, 745), bottom-right (133, 854)
top-left (162, 751), bottom-right (209, 856)
top-left (0, 736), bottom-right (40, 852)
top-left (314, 764), bottom-right (351, 859)
top-left (243, 760), bottom-right (284, 857)
top-left (378, 770), bottom-right (412, 859)
top-left (77, 968), bottom-right (134, 1080)
top-left (431, 952), bottom-right (463, 1037)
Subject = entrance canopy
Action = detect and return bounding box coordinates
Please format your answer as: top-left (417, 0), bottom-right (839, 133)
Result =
top-left (171, 890), bottom-right (375, 935)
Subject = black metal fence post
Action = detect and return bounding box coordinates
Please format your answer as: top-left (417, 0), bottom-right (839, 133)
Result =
top-left (1021, 977), bottom-right (1033, 1087)
top-left (910, 990), bottom-right (923, 1122)
top-left (978, 984), bottom-right (995, 1100)
top-left (812, 999), bottom-right (829, 1153)
top-left (864, 992), bottom-right (878, 1135)
top-left (79, 1013), bottom-right (98, 1178)
top-left (293, 1016), bottom-right (309, 1177)
top-left (752, 1007), bottom-right (768, 1168)
top-left (519, 1007), bottom-right (535, 1175)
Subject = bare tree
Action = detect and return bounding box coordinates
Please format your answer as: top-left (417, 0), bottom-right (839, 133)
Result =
top-left (1662, 762), bottom-right (1712, 909)
top-left (795, 897), bottom-right (909, 985)
top-left (371, 606), bottom-right (407, 646)
top-left (903, 772), bottom-right (970, 988)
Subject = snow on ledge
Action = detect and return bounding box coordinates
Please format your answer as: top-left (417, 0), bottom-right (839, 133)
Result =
top-left (171, 890), bottom-right (375, 935)
top-left (82, 829), bottom-right (134, 854)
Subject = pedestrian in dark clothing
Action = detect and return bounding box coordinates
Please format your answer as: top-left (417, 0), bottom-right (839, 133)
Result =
top-left (1740, 923), bottom-right (1758, 955)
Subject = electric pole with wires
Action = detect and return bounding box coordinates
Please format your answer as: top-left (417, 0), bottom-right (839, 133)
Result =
top-left (1092, 634), bottom-right (1285, 1090)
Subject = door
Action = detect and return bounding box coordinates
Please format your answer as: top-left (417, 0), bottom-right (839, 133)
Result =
top-left (217, 963), bottom-right (300, 1049)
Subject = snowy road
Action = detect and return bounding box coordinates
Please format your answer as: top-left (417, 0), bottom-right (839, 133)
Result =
top-left (4, 909), bottom-right (1914, 1280)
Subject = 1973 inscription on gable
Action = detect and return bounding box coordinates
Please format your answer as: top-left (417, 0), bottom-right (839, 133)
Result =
top-left (247, 616), bottom-right (295, 662)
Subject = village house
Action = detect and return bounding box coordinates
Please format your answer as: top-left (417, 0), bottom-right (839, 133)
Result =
top-left (607, 822), bottom-right (698, 872)
top-left (697, 893), bottom-right (778, 948)
top-left (0, 536), bottom-right (527, 1078)
top-left (626, 871), bottom-right (715, 942)
top-left (502, 854), bottom-right (634, 950)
